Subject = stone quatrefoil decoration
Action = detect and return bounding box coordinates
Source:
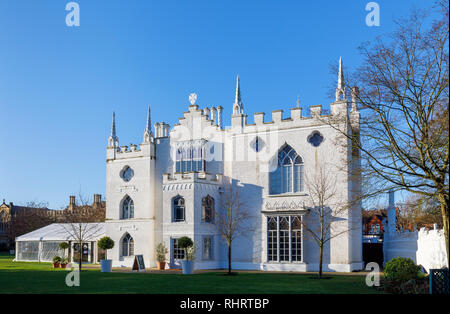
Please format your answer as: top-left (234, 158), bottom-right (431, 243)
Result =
top-left (307, 131), bottom-right (324, 147)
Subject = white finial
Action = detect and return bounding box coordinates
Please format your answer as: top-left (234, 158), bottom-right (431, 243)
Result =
top-left (233, 75), bottom-right (244, 114)
top-left (189, 93), bottom-right (197, 105)
top-left (111, 112), bottom-right (116, 138)
top-left (296, 95), bottom-right (300, 108)
top-left (108, 112), bottom-right (119, 147)
top-left (143, 105), bottom-right (153, 142)
top-left (146, 105), bottom-right (151, 132)
top-left (335, 57), bottom-right (346, 101)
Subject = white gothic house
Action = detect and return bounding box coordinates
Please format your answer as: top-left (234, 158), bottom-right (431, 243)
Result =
top-left (105, 59), bottom-right (363, 272)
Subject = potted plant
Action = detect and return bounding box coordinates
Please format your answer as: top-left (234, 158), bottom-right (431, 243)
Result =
top-left (177, 236), bottom-right (196, 274)
top-left (97, 236), bottom-right (115, 272)
top-left (60, 257), bottom-right (69, 269)
top-left (156, 243), bottom-right (168, 270)
top-left (59, 242), bottom-right (70, 261)
top-left (52, 256), bottom-right (62, 268)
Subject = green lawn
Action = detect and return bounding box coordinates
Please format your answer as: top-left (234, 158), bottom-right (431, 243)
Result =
top-left (0, 253), bottom-right (382, 294)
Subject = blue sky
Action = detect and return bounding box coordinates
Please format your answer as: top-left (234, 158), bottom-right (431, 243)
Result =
top-left (0, 0), bottom-right (435, 209)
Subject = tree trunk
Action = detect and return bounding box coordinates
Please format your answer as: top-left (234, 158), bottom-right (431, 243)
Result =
top-left (437, 193), bottom-right (449, 267)
top-left (78, 240), bottom-right (82, 273)
top-left (227, 241), bottom-right (232, 275)
top-left (319, 243), bottom-right (323, 279)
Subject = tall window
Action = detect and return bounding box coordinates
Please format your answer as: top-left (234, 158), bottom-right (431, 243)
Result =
top-left (267, 215), bottom-right (303, 263)
top-left (267, 217), bottom-right (278, 262)
top-left (201, 195), bottom-right (214, 223)
top-left (279, 217), bottom-right (289, 262)
top-left (291, 216), bottom-right (302, 262)
top-left (121, 196), bottom-right (134, 219)
top-left (172, 238), bottom-right (185, 260)
top-left (173, 196), bottom-right (185, 222)
top-left (203, 237), bottom-right (212, 260)
top-left (175, 143), bottom-right (205, 173)
top-left (270, 145), bottom-right (304, 195)
top-left (122, 234), bottom-right (134, 257)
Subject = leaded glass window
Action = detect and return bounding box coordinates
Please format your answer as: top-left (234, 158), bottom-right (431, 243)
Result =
top-left (201, 195), bottom-right (214, 223)
top-left (173, 238), bottom-right (185, 260)
top-left (267, 217), bottom-right (278, 262)
top-left (279, 217), bottom-right (290, 262)
top-left (122, 234), bottom-right (134, 257)
top-left (121, 196), bottom-right (134, 220)
top-left (291, 216), bottom-right (302, 262)
top-left (203, 237), bottom-right (212, 260)
top-left (175, 142), bottom-right (205, 173)
top-left (270, 145), bottom-right (304, 195)
top-left (173, 196), bottom-right (185, 222)
top-left (267, 215), bottom-right (303, 263)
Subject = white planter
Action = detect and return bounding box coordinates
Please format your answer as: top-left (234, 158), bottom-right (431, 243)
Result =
top-left (181, 260), bottom-right (195, 274)
top-left (100, 259), bottom-right (112, 272)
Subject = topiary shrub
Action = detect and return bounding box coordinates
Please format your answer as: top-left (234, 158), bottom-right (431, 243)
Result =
top-left (384, 257), bottom-right (420, 282)
top-left (59, 242), bottom-right (69, 250)
top-left (97, 236), bottom-right (115, 260)
top-left (177, 237), bottom-right (193, 249)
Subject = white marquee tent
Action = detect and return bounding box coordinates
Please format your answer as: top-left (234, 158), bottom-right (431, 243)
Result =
top-left (15, 223), bottom-right (105, 263)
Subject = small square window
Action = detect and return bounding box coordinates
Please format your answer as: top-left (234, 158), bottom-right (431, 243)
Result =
top-left (203, 237), bottom-right (212, 260)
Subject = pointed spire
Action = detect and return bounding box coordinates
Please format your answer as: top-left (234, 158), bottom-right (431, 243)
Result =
top-left (233, 74), bottom-right (244, 115)
top-left (338, 57), bottom-right (344, 90)
top-left (146, 105), bottom-right (152, 133)
top-left (108, 112), bottom-right (119, 148)
top-left (111, 112), bottom-right (117, 138)
top-left (143, 105), bottom-right (154, 142)
top-left (235, 75), bottom-right (242, 105)
top-left (335, 57), bottom-right (347, 101)
top-left (296, 95), bottom-right (300, 108)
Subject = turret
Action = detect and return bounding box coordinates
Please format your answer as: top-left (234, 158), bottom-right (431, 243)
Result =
top-left (330, 57), bottom-right (349, 116)
top-left (107, 112), bottom-right (119, 160)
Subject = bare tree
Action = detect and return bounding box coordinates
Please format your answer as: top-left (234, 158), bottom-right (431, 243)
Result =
top-left (326, 1), bottom-right (449, 265)
top-left (59, 194), bottom-right (105, 272)
top-left (215, 178), bottom-right (254, 275)
top-left (397, 194), bottom-right (443, 230)
top-left (303, 164), bottom-right (357, 278)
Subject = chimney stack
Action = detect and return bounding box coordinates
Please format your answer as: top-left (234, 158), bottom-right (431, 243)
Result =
top-left (69, 195), bottom-right (76, 211)
top-left (93, 194), bottom-right (102, 208)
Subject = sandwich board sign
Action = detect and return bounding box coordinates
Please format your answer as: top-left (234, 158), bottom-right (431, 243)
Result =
top-left (132, 255), bottom-right (145, 271)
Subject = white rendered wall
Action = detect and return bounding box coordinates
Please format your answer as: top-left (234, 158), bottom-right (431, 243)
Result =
top-left (384, 228), bottom-right (448, 272)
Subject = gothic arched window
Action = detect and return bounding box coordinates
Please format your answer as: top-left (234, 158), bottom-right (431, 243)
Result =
top-left (269, 145), bottom-right (304, 195)
top-left (122, 233), bottom-right (134, 257)
top-left (201, 195), bottom-right (214, 223)
top-left (173, 196), bottom-right (185, 222)
top-left (121, 196), bottom-right (134, 220)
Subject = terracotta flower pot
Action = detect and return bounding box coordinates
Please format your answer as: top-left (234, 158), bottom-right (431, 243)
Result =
top-left (52, 262), bottom-right (61, 268)
top-left (157, 261), bottom-right (166, 270)
top-left (60, 263), bottom-right (67, 269)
